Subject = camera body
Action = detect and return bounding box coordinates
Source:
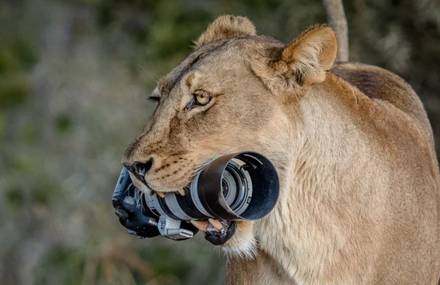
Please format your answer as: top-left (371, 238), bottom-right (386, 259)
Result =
top-left (112, 152), bottom-right (279, 242)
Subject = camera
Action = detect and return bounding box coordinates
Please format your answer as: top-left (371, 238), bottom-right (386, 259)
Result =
top-left (112, 152), bottom-right (279, 243)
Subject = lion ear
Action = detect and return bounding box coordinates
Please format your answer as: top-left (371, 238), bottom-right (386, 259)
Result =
top-left (195, 15), bottom-right (256, 47)
top-left (273, 26), bottom-right (337, 86)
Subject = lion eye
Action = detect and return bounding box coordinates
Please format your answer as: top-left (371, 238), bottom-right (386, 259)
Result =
top-left (185, 90), bottom-right (212, 111)
top-left (193, 90), bottom-right (211, 106)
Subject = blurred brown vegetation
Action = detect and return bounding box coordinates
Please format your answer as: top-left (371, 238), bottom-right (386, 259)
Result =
top-left (0, 0), bottom-right (439, 284)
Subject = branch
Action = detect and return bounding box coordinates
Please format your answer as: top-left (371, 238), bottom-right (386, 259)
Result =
top-left (322, 0), bottom-right (349, 62)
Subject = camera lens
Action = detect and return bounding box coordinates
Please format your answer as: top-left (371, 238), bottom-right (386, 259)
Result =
top-left (113, 152), bottom-right (279, 241)
top-left (134, 152), bottom-right (279, 222)
top-left (194, 152), bottom-right (279, 220)
top-left (221, 159), bottom-right (252, 216)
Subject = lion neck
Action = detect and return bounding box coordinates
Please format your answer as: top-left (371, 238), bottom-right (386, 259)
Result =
top-left (247, 74), bottom-right (369, 283)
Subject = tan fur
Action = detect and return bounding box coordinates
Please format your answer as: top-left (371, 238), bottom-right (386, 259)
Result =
top-left (123, 16), bottom-right (440, 284)
top-left (195, 15), bottom-right (256, 47)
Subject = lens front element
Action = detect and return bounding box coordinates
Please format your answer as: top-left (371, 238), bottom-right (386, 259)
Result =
top-left (221, 159), bottom-right (253, 216)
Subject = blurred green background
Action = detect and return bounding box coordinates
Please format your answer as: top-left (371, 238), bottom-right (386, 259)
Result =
top-left (0, 0), bottom-right (439, 284)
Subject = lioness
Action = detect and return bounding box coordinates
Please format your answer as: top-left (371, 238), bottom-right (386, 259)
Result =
top-left (123, 15), bottom-right (440, 284)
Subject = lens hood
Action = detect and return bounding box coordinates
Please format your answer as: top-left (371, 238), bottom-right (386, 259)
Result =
top-left (196, 152), bottom-right (279, 220)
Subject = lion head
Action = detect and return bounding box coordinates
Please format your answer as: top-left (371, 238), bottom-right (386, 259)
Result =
top-left (123, 15), bottom-right (337, 256)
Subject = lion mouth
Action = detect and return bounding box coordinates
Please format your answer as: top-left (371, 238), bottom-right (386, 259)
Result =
top-left (127, 170), bottom-right (186, 197)
top-left (191, 219), bottom-right (237, 245)
top-left (206, 220), bottom-right (236, 245)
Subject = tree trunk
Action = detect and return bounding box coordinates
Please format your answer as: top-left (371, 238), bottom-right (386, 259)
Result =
top-left (322, 0), bottom-right (349, 62)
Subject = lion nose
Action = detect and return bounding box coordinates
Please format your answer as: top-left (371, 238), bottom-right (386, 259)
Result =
top-left (123, 158), bottom-right (154, 181)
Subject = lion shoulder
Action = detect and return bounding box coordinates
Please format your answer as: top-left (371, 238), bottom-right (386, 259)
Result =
top-left (330, 62), bottom-right (431, 133)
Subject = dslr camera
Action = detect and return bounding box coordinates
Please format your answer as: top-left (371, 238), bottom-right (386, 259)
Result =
top-left (112, 152), bottom-right (279, 244)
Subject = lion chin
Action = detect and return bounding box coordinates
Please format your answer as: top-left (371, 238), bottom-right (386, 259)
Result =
top-left (221, 221), bottom-right (257, 259)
